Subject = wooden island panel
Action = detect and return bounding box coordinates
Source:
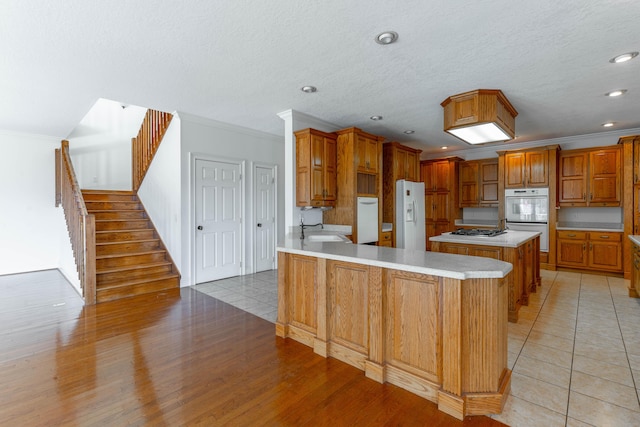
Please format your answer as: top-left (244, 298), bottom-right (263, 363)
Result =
top-left (430, 235), bottom-right (540, 323)
top-left (276, 252), bottom-right (510, 420)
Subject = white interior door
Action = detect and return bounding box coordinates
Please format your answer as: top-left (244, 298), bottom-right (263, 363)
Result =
top-left (195, 158), bottom-right (242, 283)
top-left (254, 165), bottom-right (276, 272)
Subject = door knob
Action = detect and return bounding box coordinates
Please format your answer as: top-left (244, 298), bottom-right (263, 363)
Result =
top-left (257, 223), bottom-right (262, 227)
top-left (197, 225), bottom-right (203, 230)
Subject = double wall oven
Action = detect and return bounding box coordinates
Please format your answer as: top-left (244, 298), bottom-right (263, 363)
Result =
top-left (504, 188), bottom-right (549, 252)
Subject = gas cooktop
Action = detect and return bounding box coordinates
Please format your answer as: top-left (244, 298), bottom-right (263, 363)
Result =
top-left (450, 228), bottom-right (507, 237)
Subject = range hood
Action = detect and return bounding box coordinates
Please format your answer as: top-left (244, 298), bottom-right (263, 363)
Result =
top-left (441, 89), bottom-right (518, 145)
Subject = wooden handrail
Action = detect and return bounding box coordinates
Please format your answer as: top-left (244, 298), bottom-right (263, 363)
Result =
top-left (56, 140), bottom-right (96, 305)
top-left (131, 110), bottom-right (173, 191)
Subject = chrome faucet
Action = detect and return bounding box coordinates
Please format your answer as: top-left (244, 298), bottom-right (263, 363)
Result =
top-left (300, 218), bottom-right (323, 240)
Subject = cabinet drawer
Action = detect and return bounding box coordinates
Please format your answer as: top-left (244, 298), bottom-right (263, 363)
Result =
top-left (588, 232), bottom-right (621, 242)
top-left (380, 231), bottom-right (392, 241)
top-left (557, 231), bottom-right (587, 240)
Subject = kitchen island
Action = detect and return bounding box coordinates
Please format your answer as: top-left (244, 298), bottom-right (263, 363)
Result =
top-left (276, 236), bottom-right (513, 419)
top-left (430, 230), bottom-right (541, 323)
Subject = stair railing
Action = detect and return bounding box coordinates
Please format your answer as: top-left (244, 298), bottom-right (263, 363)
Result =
top-left (131, 109), bottom-right (173, 191)
top-left (55, 140), bottom-right (96, 305)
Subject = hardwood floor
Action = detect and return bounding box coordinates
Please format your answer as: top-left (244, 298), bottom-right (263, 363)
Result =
top-left (0, 270), bottom-right (505, 426)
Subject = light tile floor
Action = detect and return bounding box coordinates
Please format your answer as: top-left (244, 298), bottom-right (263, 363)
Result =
top-left (193, 269), bottom-right (640, 426)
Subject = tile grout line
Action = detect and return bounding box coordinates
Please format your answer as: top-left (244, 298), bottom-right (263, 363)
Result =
top-left (607, 276), bottom-right (640, 408)
top-left (563, 274), bottom-right (583, 427)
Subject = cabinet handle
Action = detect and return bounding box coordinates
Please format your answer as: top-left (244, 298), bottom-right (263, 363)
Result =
top-left (583, 193), bottom-right (586, 200)
top-left (568, 233), bottom-right (576, 237)
top-left (583, 243), bottom-right (586, 250)
top-left (599, 235), bottom-right (610, 239)
top-left (589, 243), bottom-right (593, 250)
top-left (590, 193), bottom-right (593, 200)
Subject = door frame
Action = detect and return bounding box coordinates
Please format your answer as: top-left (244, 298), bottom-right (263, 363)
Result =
top-left (190, 153), bottom-right (246, 285)
top-left (253, 162), bottom-right (278, 272)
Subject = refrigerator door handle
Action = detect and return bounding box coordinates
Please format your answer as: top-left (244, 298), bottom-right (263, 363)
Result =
top-left (412, 200), bottom-right (417, 223)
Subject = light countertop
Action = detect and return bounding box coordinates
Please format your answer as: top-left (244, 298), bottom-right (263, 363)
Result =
top-left (556, 222), bottom-right (623, 232)
top-left (629, 235), bottom-right (640, 246)
top-left (277, 235), bottom-right (512, 280)
top-left (430, 230), bottom-right (540, 248)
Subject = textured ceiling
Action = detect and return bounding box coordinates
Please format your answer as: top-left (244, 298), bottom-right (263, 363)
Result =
top-left (1, 0), bottom-right (639, 154)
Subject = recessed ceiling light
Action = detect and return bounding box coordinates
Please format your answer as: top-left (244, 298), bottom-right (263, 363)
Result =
top-left (609, 52), bottom-right (639, 63)
top-left (403, 130), bottom-right (415, 134)
top-left (605, 89), bottom-right (627, 97)
top-left (375, 31), bottom-right (398, 45)
top-left (370, 115), bottom-right (383, 121)
top-left (301, 86), bottom-right (317, 93)
top-left (441, 146), bottom-right (448, 150)
top-left (602, 122), bottom-right (615, 127)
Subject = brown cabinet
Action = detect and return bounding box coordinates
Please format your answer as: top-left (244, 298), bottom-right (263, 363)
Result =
top-left (635, 185), bottom-right (640, 235)
top-left (323, 127), bottom-right (384, 243)
top-left (556, 230), bottom-right (622, 272)
top-left (295, 128), bottom-right (337, 207)
top-left (558, 146), bottom-right (621, 207)
top-left (421, 159), bottom-right (450, 191)
top-left (383, 142), bottom-right (421, 182)
top-left (421, 158), bottom-right (458, 250)
top-left (458, 159), bottom-right (498, 207)
top-left (430, 234), bottom-right (540, 323)
top-left (504, 149), bottom-right (549, 188)
top-left (378, 231), bottom-right (392, 247)
top-left (356, 134), bottom-right (380, 174)
top-left (632, 240), bottom-right (640, 298)
top-left (382, 142), bottom-right (422, 247)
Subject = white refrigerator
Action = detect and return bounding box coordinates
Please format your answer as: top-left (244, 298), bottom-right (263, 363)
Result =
top-left (395, 180), bottom-right (426, 250)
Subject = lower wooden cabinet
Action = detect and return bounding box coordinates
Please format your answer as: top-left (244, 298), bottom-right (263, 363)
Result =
top-left (430, 236), bottom-right (540, 323)
top-left (556, 230), bottom-right (622, 272)
top-left (631, 240), bottom-right (640, 298)
top-left (378, 231), bottom-right (392, 247)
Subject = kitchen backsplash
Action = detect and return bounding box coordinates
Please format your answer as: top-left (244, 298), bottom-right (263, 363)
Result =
top-left (462, 207), bottom-right (499, 222)
top-left (557, 207), bottom-right (622, 224)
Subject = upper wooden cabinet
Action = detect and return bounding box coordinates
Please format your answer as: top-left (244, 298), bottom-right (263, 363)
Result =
top-left (504, 150), bottom-right (549, 188)
top-left (558, 146), bottom-right (621, 207)
top-left (383, 142), bottom-right (421, 182)
top-left (356, 134), bottom-right (380, 174)
top-left (295, 128), bottom-right (337, 207)
top-left (421, 159), bottom-right (451, 191)
top-left (459, 159), bottom-right (498, 207)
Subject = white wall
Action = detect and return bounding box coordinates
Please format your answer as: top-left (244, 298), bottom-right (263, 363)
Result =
top-left (277, 109), bottom-right (341, 231)
top-left (0, 131), bottom-right (78, 289)
top-left (137, 116), bottom-right (182, 273)
top-left (179, 113), bottom-right (285, 286)
top-left (67, 98), bottom-right (147, 190)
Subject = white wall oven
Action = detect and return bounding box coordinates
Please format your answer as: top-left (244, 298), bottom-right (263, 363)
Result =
top-left (505, 188), bottom-right (549, 251)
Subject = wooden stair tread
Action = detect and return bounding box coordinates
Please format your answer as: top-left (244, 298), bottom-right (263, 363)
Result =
top-left (96, 249), bottom-right (166, 260)
top-left (82, 189), bottom-right (136, 194)
top-left (96, 239), bottom-right (159, 246)
top-left (97, 272), bottom-right (180, 289)
top-left (96, 261), bottom-right (173, 275)
top-left (87, 209), bottom-right (145, 213)
top-left (96, 229), bottom-right (153, 233)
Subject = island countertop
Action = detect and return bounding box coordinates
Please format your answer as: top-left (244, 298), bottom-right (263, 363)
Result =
top-left (277, 235), bottom-right (512, 280)
top-left (430, 230), bottom-right (540, 248)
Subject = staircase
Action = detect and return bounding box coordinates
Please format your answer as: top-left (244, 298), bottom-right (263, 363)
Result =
top-left (82, 190), bottom-right (180, 303)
